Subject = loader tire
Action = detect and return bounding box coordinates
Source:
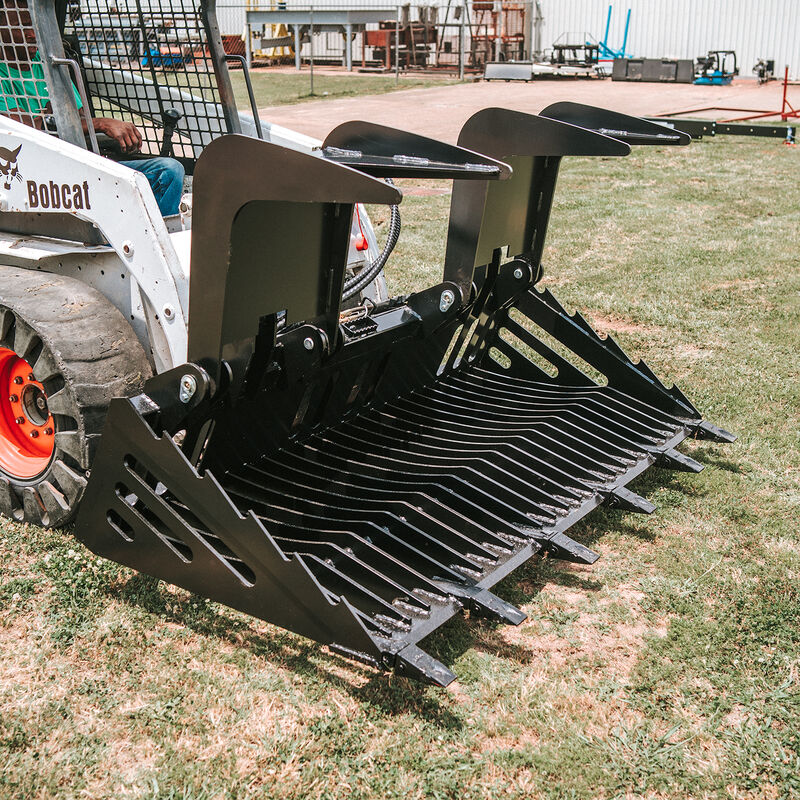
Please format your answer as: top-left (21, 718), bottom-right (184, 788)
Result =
top-left (0, 267), bottom-right (152, 528)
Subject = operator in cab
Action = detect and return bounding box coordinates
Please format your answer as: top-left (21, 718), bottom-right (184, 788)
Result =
top-left (0, 0), bottom-right (184, 216)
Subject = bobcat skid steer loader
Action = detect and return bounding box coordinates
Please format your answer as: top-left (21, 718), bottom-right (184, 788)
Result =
top-left (0, 0), bottom-right (390, 509)
top-left (0, 2), bottom-right (733, 684)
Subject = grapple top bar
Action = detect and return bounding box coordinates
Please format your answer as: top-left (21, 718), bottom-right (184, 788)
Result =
top-left (445, 107), bottom-right (630, 294)
top-left (455, 107), bottom-right (632, 158)
top-left (187, 134), bottom-right (401, 377)
top-left (541, 102), bottom-right (693, 146)
top-left (322, 120), bottom-right (512, 180)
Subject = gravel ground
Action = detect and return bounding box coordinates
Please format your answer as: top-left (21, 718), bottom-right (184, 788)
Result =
top-left (256, 73), bottom-right (796, 141)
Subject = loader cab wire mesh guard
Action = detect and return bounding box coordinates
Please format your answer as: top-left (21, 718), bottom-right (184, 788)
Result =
top-left (0, 0), bottom-right (243, 170)
top-left (74, 105), bottom-right (734, 686)
top-left (0, 0), bottom-right (86, 144)
top-left (62, 0), bottom-right (237, 167)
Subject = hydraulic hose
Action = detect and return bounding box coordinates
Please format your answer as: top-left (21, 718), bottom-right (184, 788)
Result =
top-left (342, 180), bottom-right (401, 302)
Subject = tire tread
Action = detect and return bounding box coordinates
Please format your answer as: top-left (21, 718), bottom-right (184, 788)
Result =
top-left (0, 266), bottom-right (152, 526)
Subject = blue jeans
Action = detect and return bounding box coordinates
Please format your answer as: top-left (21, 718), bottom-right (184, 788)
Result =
top-left (120, 157), bottom-right (185, 216)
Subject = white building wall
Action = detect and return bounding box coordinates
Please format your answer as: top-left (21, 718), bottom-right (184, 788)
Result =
top-left (214, 1), bottom-right (800, 79)
top-left (539, 0), bottom-right (799, 79)
top-left (215, 0), bottom-right (248, 37)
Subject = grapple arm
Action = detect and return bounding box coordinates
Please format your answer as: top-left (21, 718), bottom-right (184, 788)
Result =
top-left (540, 101), bottom-right (693, 145)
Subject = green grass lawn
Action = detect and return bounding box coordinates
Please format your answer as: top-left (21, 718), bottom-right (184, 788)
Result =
top-left (1, 134), bottom-right (799, 799)
top-left (229, 70), bottom-right (460, 109)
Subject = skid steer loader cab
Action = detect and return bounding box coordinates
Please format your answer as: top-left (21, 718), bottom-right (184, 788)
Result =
top-left (0, 0), bottom-right (258, 165)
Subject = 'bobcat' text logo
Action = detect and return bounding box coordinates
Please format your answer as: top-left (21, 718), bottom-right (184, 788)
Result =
top-left (0, 144), bottom-right (22, 190)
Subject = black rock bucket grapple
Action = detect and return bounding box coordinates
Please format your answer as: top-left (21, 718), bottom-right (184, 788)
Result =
top-left (75, 103), bottom-right (734, 685)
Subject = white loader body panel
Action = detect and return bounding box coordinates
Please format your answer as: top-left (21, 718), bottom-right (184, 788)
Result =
top-left (0, 111), bottom-right (385, 373)
top-left (0, 116), bottom-right (188, 372)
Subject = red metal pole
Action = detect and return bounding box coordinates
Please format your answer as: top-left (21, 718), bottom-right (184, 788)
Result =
top-left (781, 66), bottom-right (789, 121)
top-left (661, 64), bottom-right (800, 123)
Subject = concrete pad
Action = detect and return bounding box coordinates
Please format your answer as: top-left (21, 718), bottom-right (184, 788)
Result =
top-left (259, 77), bottom-right (797, 142)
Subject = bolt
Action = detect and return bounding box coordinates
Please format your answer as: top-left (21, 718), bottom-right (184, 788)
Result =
top-left (29, 430), bottom-right (38, 438)
top-left (15, 416), bottom-right (23, 424)
top-left (8, 394), bottom-right (17, 403)
top-left (179, 374), bottom-right (197, 404)
top-left (303, 337), bottom-right (315, 351)
top-left (36, 396), bottom-right (46, 411)
top-left (162, 304), bottom-right (174, 320)
top-left (439, 289), bottom-right (455, 313)
top-left (44, 427), bottom-right (53, 435)
top-left (13, 376), bottom-right (22, 385)
top-left (513, 267), bottom-right (524, 280)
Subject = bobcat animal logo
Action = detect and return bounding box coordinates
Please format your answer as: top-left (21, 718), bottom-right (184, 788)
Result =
top-left (0, 144), bottom-right (22, 190)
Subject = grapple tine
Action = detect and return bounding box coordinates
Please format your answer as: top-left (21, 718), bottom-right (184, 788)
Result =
top-left (530, 531), bottom-right (601, 564)
top-left (696, 420), bottom-right (738, 443)
top-left (435, 580), bottom-right (528, 625)
top-left (394, 645), bottom-right (458, 687)
top-left (658, 448), bottom-right (705, 473)
top-left (75, 108), bottom-right (734, 684)
top-left (608, 487), bottom-right (658, 515)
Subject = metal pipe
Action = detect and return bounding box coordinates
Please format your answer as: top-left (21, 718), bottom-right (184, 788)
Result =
top-left (395, 7), bottom-right (400, 85)
top-left (494, 0), bottom-right (501, 61)
top-left (458, 12), bottom-right (465, 81)
top-left (225, 55), bottom-right (263, 140)
top-left (532, 0), bottom-right (544, 59)
top-left (309, 7), bottom-right (314, 96)
top-left (621, 8), bottom-right (631, 58)
top-left (602, 4), bottom-right (612, 51)
top-left (50, 56), bottom-right (99, 154)
top-left (245, 22), bottom-right (252, 69)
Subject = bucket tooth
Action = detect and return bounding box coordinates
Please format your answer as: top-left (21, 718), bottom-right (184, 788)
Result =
top-left (532, 531), bottom-right (600, 564)
top-left (658, 447), bottom-right (704, 473)
top-left (394, 644), bottom-right (457, 687)
top-left (608, 487), bottom-right (657, 514)
top-left (695, 420), bottom-right (737, 443)
top-left (435, 580), bottom-right (527, 624)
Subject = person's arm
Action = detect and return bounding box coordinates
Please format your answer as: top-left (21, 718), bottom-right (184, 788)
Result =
top-left (84, 116), bottom-right (142, 154)
top-left (48, 94), bottom-right (143, 153)
top-left (2, 108), bottom-right (41, 127)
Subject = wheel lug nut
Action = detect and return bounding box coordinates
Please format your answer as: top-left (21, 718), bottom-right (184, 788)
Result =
top-left (27, 373), bottom-right (34, 381)
top-left (15, 416), bottom-right (23, 424)
top-left (29, 430), bottom-right (38, 438)
top-left (8, 394), bottom-right (17, 402)
top-left (13, 376), bottom-right (22, 385)
top-left (44, 427), bottom-right (53, 435)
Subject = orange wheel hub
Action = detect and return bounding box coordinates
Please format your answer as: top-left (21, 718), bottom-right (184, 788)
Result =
top-left (0, 347), bottom-right (55, 479)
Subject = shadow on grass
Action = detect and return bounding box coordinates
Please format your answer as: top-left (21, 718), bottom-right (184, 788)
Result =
top-left (691, 450), bottom-right (745, 474)
top-left (113, 572), bottom-right (464, 727)
top-left (100, 466), bottom-right (712, 719)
